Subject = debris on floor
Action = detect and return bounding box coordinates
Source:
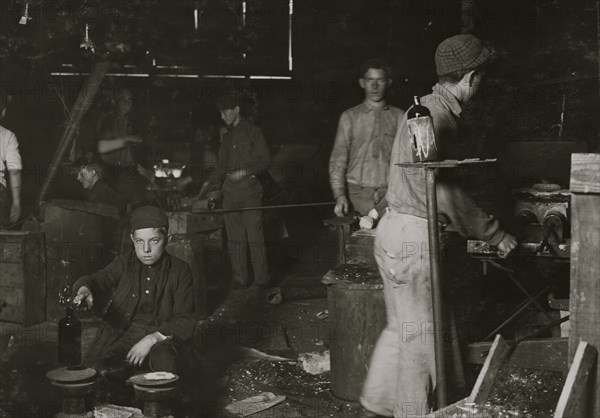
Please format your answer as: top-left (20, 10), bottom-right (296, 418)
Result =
top-left (225, 392), bottom-right (286, 417)
top-left (298, 350), bottom-right (330, 375)
top-left (487, 365), bottom-right (565, 417)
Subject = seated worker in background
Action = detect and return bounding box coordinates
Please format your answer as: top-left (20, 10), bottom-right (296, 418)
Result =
top-left (329, 58), bottom-right (404, 218)
top-left (73, 206), bottom-right (195, 374)
top-left (0, 94), bottom-right (22, 227)
top-left (201, 92), bottom-right (271, 289)
top-left (77, 162), bottom-right (124, 214)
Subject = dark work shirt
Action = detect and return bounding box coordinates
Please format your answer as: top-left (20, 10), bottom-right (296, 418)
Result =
top-left (209, 119), bottom-right (270, 184)
top-left (74, 252), bottom-right (196, 342)
top-left (133, 263), bottom-right (159, 322)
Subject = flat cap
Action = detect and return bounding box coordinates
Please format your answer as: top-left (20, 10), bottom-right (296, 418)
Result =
top-left (130, 206), bottom-right (169, 231)
top-left (435, 34), bottom-right (492, 76)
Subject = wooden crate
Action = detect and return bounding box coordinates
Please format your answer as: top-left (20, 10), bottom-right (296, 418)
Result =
top-left (428, 336), bottom-right (597, 418)
top-left (0, 231), bottom-right (46, 325)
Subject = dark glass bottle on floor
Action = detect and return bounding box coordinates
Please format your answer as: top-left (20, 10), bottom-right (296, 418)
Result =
top-left (58, 306), bottom-right (81, 367)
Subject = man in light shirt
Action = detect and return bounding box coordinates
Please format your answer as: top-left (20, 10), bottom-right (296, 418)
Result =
top-left (0, 94), bottom-right (22, 227)
top-left (329, 59), bottom-right (404, 217)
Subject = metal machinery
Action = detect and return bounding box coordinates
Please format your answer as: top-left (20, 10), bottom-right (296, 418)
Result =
top-left (467, 183), bottom-right (572, 345)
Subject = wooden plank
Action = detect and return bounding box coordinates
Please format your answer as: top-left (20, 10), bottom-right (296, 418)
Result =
top-left (467, 338), bottom-right (569, 373)
top-left (569, 191), bottom-right (600, 416)
top-left (554, 341), bottom-right (598, 418)
top-left (467, 334), bottom-right (509, 404)
top-left (570, 153), bottom-right (600, 194)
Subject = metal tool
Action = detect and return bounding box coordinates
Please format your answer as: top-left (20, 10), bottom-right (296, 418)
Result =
top-left (194, 201), bottom-right (336, 214)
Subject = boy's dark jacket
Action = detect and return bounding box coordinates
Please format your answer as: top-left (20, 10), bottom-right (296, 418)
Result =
top-left (74, 251), bottom-right (196, 342)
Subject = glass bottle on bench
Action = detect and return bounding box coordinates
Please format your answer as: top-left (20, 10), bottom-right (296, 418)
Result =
top-left (407, 96), bottom-right (438, 162)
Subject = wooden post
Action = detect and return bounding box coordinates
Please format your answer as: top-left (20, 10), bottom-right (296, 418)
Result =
top-left (425, 168), bottom-right (447, 408)
top-left (36, 60), bottom-right (111, 208)
top-left (569, 153), bottom-right (600, 417)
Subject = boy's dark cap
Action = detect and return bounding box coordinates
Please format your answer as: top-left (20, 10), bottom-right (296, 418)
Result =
top-left (130, 206), bottom-right (169, 231)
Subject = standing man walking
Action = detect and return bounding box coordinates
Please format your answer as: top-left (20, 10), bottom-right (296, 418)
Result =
top-left (204, 93), bottom-right (271, 289)
top-left (329, 59), bottom-right (404, 217)
top-left (360, 35), bottom-right (517, 417)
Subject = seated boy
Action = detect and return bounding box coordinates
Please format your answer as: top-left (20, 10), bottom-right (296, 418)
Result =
top-left (73, 205), bottom-right (195, 374)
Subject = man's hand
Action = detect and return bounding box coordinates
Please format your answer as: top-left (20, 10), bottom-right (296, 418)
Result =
top-left (123, 135), bottom-right (143, 146)
top-left (227, 169), bottom-right (248, 183)
top-left (126, 333), bottom-right (163, 367)
top-left (8, 201), bottom-right (21, 224)
top-left (73, 286), bottom-right (94, 310)
top-left (334, 196), bottom-right (349, 217)
top-left (497, 234), bottom-right (517, 258)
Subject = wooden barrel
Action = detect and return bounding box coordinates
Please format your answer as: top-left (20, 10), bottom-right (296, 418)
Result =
top-left (327, 280), bottom-right (387, 402)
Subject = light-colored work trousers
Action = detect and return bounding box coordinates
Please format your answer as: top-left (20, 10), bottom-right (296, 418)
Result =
top-left (361, 209), bottom-right (436, 417)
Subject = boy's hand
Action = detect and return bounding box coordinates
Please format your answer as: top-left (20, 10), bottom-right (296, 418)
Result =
top-left (127, 333), bottom-right (161, 367)
top-left (497, 234), bottom-right (517, 258)
top-left (73, 286), bottom-right (94, 310)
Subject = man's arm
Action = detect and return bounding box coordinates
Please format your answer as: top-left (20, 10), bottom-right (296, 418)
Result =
top-left (329, 113), bottom-right (351, 200)
top-left (437, 182), bottom-right (504, 244)
top-left (330, 113), bottom-right (351, 216)
top-left (73, 255), bottom-right (126, 305)
top-left (7, 168), bottom-right (21, 223)
top-left (97, 136), bottom-right (142, 154)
